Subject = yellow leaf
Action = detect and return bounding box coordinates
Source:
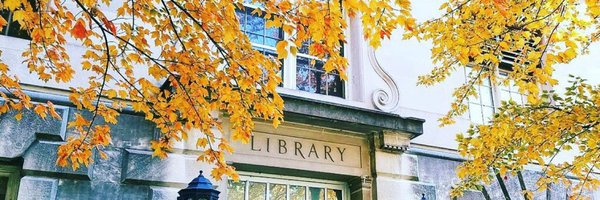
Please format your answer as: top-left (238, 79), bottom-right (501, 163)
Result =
top-left (196, 138), bottom-right (208, 148)
top-left (15, 112), bottom-right (22, 121)
top-left (106, 90), bottom-right (117, 99)
top-left (12, 10), bottom-right (25, 22)
top-left (276, 40), bottom-right (288, 59)
top-left (118, 90), bottom-right (128, 98)
top-left (34, 104), bottom-right (47, 119)
top-left (4, 0), bottom-right (22, 11)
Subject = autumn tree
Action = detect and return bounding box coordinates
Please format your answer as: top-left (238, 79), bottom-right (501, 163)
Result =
top-left (405, 0), bottom-right (600, 199)
top-left (2, 0), bottom-right (599, 198)
top-left (0, 0), bottom-right (414, 180)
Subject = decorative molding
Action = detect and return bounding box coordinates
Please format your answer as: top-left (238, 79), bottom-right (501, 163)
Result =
top-left (378, 130), bottom-right (411, 153)
top-left (361, 176), bottom-right (373, 189)
top-left (367, 47), bottom-right (399, 112)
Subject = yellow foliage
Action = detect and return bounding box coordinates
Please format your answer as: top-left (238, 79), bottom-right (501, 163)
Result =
top-left (1, 0), bottom-right (598, 191)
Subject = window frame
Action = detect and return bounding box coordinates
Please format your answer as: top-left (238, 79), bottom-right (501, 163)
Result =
top-left (227, 171), bottom-right (348, 200)
top-left (465, 67), bottom-right (527, 124)
top-left (237, 3), bottom-right (350, 99)
top-left (0, 165), bottom-right (21, 200)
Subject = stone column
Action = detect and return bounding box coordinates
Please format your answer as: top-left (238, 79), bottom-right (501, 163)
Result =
top-left (371, 131), bottom-right (436, 200)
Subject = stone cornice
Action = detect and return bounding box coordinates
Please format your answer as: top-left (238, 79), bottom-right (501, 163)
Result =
top-left (281, 94), bottom-right (424, 138)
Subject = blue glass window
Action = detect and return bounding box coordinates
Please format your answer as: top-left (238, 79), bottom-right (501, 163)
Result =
top-left (236, 8), bottom-right (283, 49)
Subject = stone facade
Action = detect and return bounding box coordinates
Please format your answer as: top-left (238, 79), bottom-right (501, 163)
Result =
top-left (0, 94), bottom-right (597, 200)
top-left (0, 1), bottom-right (598, 198)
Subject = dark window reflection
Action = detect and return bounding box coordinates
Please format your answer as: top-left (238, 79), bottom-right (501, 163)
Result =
top-left (308, 187), bottom-right (325, 200)
top-left (296, 56), bottom-right (343, 98)
top-left (1, 10), bottom-right (30, 40)
top-left (236, 6), bottom-right (284, 83)
top-left (0, 176), bottom-right (8, 200)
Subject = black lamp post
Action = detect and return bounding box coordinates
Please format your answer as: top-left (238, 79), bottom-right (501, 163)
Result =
top-left (178, 170), bottom-right (221, 200)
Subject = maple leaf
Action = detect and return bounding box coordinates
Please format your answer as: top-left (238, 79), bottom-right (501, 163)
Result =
top-left (71, 19), bottom-right (89, 39)
top-left (3, 0), bottom-right (22, 11)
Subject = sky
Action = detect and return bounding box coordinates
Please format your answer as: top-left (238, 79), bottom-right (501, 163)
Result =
top-left (554, 44), bottom-right (600, 94)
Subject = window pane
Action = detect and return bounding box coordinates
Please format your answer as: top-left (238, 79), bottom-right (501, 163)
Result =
top-left (480, 86), bottom-right (494, 106)
top-left (266, 27), bottom-right (281, 39)
top-left (308, 187), bottom-right (324, 200)
top-left (269, 184), bottom-right (286, 200)
top-left (249, 182), bottom-right (267, 200)
top-left (289, 185), bottom-right (306, 200)
top-left (248, 33), bottom-right (264, 44)
top-left (482, 77), bottom-right (491, 87)
top-left (246, 12), bottom-right (265, 35)
top-left (517, 94), bottom-right (527, 105)
top-left (326, 189), bottom-right (342, 200)
top-left (482, 106), bottom-right (495, 123)
top-left (299, 41), bottom-right (310, 54)
top-left (500, 90), bottom-right (511, 103)
top-left (296, 58), bottom-right (317, 93)
top-left (265, 38), bottom-right (278, 47)
top-left (227, 180), bottom-right (246, 200)
top-left (320, 73), bottom-right (343, 97)
top-left (469, 103), bottom-right (483, 124)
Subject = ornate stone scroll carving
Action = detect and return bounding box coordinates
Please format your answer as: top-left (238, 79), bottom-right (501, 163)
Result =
top-left (367, 47), bottom-right (400, 112)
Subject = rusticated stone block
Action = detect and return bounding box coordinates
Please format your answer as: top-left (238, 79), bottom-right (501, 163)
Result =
top-left (0, 107), bottom-right (68, 158)
top-left (417, 155), bottom-right (461, 199)
top-left (376, 177), bottom-right (436, 200)
top-left (66, 110), bottom-right (156, 150)
top-left (90, 148), bottom-right (123, 183)
top-left (17, 176), bottom-right (58, 200)
top-left (122, 149), bottom-right (214, 185)
top-left (459, 190), bottom-right (486, 200)
top-left (56, 180), bottom-right (150, 200)
top-left (22, 141), bottom-right (89, 177)
top-left (400, 153), bottom-right (419, 178)
top-left (519, 170), bottom-right (546, 200)
top-left (149, 186), bottom-right (179, 200)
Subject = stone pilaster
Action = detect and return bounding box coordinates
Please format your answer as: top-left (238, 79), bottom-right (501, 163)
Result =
top-left (372, 130), bottom-right (436, 200)
top-left (349, 176), bottom-right (373, 200)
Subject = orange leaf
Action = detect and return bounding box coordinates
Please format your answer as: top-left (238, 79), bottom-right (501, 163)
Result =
top-left (102, 18), bottom-right (116, 35)
top-left (34, 104), bottom-right (47, 119)
top-left (492, 0), bottom-right (509, 17)
top-left (71, 19), bottom-right (89, 39)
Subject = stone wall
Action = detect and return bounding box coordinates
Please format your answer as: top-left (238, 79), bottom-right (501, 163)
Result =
top-left (2, 104), bottom-right (599, 200)
top-left (374, 148), bottom-right (600, 200)
top-left (0, 106), bottom-right (224, 200)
